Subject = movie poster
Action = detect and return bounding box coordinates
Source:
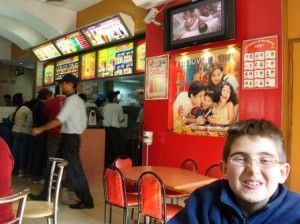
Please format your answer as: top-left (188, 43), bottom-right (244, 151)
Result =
top-left (173, 47), bottom-right (240, 136)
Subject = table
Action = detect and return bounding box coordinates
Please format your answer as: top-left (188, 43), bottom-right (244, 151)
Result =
top-left (121, 166), bottom-right (217, 194)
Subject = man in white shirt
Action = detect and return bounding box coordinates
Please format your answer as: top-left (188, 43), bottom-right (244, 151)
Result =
top-left (32, 73), bottom-right (94, 209)
top-left (102, 90), bottom-right (125, 166)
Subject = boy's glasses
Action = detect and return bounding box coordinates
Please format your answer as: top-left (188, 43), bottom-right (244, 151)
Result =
top-left (228, 155), bottom-right (280, 168)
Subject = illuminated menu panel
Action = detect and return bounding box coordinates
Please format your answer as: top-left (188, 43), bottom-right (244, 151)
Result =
top-left (81, 51), bottom-right (96, 80)
top-left (32, 42), bottom-right (61, 62)
top-left (136, 39), bottom-right (146, 73)
top-left (82, 16), bottom-right (130, 47)
top-left (55, 56), bottom-right (79, 80)
top-left (54, 31), bottom-right (90, 55)
top-left (97, 42), bottom-right (133, 78)
top-left (43, 62), bottom-right (55, 86)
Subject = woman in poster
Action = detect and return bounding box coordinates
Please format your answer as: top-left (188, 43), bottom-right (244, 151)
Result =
top-left (209, 82), bottom-right (238, 126)
top-left (207, 63), bottom-right (239, 95)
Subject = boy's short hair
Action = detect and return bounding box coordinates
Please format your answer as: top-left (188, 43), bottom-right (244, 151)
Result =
top-left (223, 119), bottom-right (286, 162)
top-left (188, 81), bottom-right (206, 98)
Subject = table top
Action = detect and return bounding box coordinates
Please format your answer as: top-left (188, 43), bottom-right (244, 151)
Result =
top-left (121, 166), bottom-right (217, 194)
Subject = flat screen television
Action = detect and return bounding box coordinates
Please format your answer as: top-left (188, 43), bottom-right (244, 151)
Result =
top-left (80, 51), bottom-right (96, 81)
top-left (135, 39), bottom-right (146, 73)
top-left (43, 62), bottom-right (55, 86)
top-left (54, 31), bottom-right (90, 55)
top-left (97, 42), bottom-right (134, 78)
top-left (81, 13), bottom-right (134, 47)
top-left (55, 56), bottom-right (79, 80)
top-left (32, 42), bottom-right (61, 62)
top-left (164, 0), bottom-right (235, 51)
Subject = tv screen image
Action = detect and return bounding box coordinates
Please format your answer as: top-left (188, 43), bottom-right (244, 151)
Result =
top-left (54, 31), bottom-right (90, 55)
top-left (55, 56), bottom-right (79, 80)
top-left (164, 0), bottom-right (235, 50)
top-left (81, 51), bottom-right (96, 80)
top-left (97, 42), bottom-right (133, 78)
top-left (82, 16), bottom-right (131, 47)
top-left (32, 42), bottom-right (61, 62)
top-left (43, 62), bottom-right (55, 86)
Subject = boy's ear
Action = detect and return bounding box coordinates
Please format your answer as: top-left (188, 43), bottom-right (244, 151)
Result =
top-left (278, 163), bottom-right (290, 184)
top-left (219, 160), bottom-right (228, 179)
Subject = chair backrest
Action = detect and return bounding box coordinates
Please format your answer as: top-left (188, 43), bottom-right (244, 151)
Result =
top-left (113, 155), bottom-right (134, 169)
top-left (103, 165), bottom-right (127, 207)
top-left (48, 157), bottom-right (68, 214)
top-left (181, 159), bottom-right (198, 173)
top-left (137, 171), bottom-right (167, 222)
top-left (0, 188), bottom-right (30, 224)
top-left (205, 164), bottom-right (223, 179)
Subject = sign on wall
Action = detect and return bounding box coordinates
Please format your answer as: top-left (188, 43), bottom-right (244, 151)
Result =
top-left (145, 55), bottom-right (169, 100)
top-left (242, 35), bottom-right (278, 89)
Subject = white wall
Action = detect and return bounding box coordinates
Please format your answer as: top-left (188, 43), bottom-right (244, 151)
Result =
top-left (0, 64), bottom-right (35, 105)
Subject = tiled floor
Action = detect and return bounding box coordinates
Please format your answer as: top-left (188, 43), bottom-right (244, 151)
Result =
top-left (12, 176), bottom-right (131, 224)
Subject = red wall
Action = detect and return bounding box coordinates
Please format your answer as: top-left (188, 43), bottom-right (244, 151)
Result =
top-left (143, 0), bottom-right (282, 174)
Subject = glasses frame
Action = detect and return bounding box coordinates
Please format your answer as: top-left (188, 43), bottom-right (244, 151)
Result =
top-left (227, 155), bottom-right (281, 168)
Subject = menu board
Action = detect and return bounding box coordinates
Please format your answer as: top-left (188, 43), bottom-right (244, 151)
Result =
top-left (97, 42), bottom-right (133, 78)
top-left (82, 16), bottom-right (130, 47)
top-left (54, 31), bottom-right (90, 55)
top-left (242, 35), bottom-right (278, 89)
top-left (55, 56), bottom-right (79, 80)
top-left (81, 51), bottom-right (96, 80)
top-left (136, 39), bottom-right (146, 73)
top-left (32, 42), bottom-right (61, 62)
top-left (43, 62), bottom-right (55, 86)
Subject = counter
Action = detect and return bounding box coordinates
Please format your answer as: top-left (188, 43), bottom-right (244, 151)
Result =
top-left (80, 128), bottom-right (105, 186)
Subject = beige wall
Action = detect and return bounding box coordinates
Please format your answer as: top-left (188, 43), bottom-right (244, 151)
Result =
top-left (77, 0), bottom-right (147, 35)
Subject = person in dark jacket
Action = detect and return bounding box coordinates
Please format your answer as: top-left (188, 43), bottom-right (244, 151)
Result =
top-left (168, 119), bottom-right (300, 224)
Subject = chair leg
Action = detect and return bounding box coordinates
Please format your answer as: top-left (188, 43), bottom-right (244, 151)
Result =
top-left (109, 205), bottom-right (112, 224)
top-left (131, 208), bottom-right (134, 220)
top-left (124, 208), bottom-right (128, 224)
top-left (104, 203), bottom-right (107, 224)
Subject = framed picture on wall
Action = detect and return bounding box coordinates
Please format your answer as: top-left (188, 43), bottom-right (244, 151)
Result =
top-left (242, 35), bottom-right (278, 89)
top-left (145, 55), bottom-right (169, 100)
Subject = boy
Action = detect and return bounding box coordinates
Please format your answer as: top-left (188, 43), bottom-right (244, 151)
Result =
top-left (168, 119), bottom-right (300, 223)
top-left (189, 91), bottom-right (213, 125)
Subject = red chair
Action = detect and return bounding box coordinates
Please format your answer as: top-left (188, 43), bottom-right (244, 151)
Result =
top-left (113, 155), bottom-right (134, 169)
top-left (205, 163), bottom-right (223, 179)
top-left (166, 159), bottom-right (198, 203)
top-left (103, 165), bottom-right (138, 224)
top-left (113, 155), bottom-right (138, 195)
top-left (137, 171), bottom-right (183, 224)
top-left (180, 158), bottom-right (199, 173)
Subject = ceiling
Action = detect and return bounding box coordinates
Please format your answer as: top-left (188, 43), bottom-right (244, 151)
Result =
top-left (0, 0), bottom-right (173, 68)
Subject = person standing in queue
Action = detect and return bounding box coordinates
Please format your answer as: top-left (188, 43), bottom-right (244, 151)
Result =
top-left (102, 90), bottom-right (125, 167)
top-left (32, 73), bottom-right (94, 209)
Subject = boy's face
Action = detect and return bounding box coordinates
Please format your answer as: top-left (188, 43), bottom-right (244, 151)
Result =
top-left (60, 82), bottom-right (74, 95)
top-left (220, 136), bottom-right (290, 213)
top-left (190, 90), bottom-right (205, 107)
top-left (201, 95), bottom-right (213, 110)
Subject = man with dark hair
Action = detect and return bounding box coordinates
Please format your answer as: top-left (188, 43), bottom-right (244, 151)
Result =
top-left (32, 73), bottom-right (94, 209)
top-left (102, 90), bottom-right (125, 166)
top-left (3, 94), bottom-right (12, 106)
